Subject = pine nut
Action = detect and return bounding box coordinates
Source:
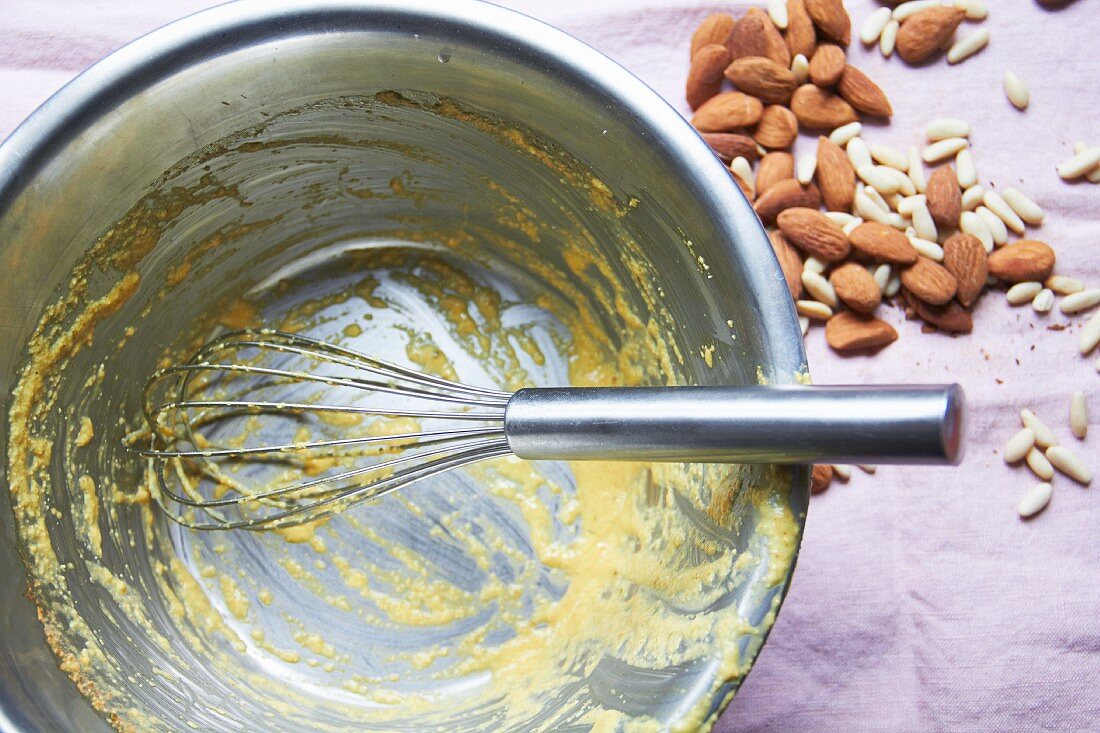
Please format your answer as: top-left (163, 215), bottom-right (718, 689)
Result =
top-left (909, 236), bottom-right (944, 262)
top-left (897, 194), bottom-right (926, 216)
top-left (1003, 428), bottom-right (1035, 463)
top-left (858, 464), bottom-right (877, 474)
top-left (858, 165), bottom-right (903, 195)
top-left (862, 184), bottom-right (891, 214)
top-left (1021, 409), bottom-right (1058, 449)
top-left (1046, 446), bottom-right (1092, 486)
top-left (829, 122), bottom-right (862, 146)
top-left (1073, 141), bottom-right (1100, 183)
top-left (855, 189), bottom-right (892, 225)
top-left (881, 166), bottom-right (915, 195)
top-left (1070, 392), bottom-right (1088, 440)
top-left (907, 146), bottom-right (926, 193)
top-left (731, 156), bottom-right (755, 198)
top-left (894, 0), bottom-right (941, 21)
top-left (873, 264), bottom-right (892, 293)
top-left (799, 316), bottom-right (810, 335)
top-left (880, 19), bottom-right (899, 57)
top-left (1003, 71), bottom-right (1029, 110)
top-left (888, 213), bottom-right (908, 231)
top-left (923, 138), bottom-right (969, 163)
top-left (1078, 310), bottom-right (1100, 355)
top-left (884, 273), bottom-right (901, 297)
top-left (803, 256), bottom-right (827, 274)
top-left (982, 190), bottom-right (1026, 234)
top-left (847, 138), bottom-right (873, 170)
top-left (797, 153), bottom-right (817, 185)
top-left (843, 218), bottom-right (864, 236)
top-left (832, 464), bottom-right (853, 480)
top-left (961, 185), bottom-right (984, 211)
top-left (1026, 447), bottom-right (1054, 481)
top-left (767, 0), bottom-right (789, 29)
top-left (959, 211), bottom-right (993, 252)
top-left (791, 54), bottom-right (810, 84)
top-left (1017, 482), bottom-right (1052, 519)
top-left (1059, 289), bottom-right (1100, 315)
top-left (925, 118), bottom-right (970, 141)
top-left (976, 206), bottom-right (1008, 246)
top-left (911, 202), bottom-right (938, 242)
top-left (871, 144), bottom-right (908, 171)
top-left (801, 270), bottom-right (838, 307)
top-left (947, 29), bottom-right (990, 64)
top-left (956, 0), bottom-right (988, 20)
top-left (797, 299), bottom-right (833, 320)
top-left (1057, 147), bottom-right (1100, 180)
top-left (956, 149), bottom-right (978, 188)
top-left (1032, 288), bottom-right (1055, 314)
top-left (1001, 188), bottom-right (1045, 226)
top-left (1045, 275), bottom-right (1084, 295)
top-left (860, 7), bottom-right (892, 44)
top-left (824, 212), bottom-right (858, 227)
top-left (1006, 281), bottom-right (1042, 305)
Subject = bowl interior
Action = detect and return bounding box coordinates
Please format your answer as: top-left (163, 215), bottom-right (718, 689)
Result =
top-left (0, 3), bottom-right (807, 731)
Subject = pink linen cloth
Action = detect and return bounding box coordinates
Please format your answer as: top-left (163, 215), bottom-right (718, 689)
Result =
top-left (3, 0), bottom-right (1098, 730)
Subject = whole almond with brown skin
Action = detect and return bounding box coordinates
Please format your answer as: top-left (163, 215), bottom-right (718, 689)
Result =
top-left (753, 179), bottom-right (822, 223)
top-left (785, 0), bottom-right (817, 58)
top-left (825, 312), bottom-right (898, 352)
top-left (724, 56), bottom-right (798, 105)
top-left (848, 222), bottom-right (919, 265)
top-left (902, 289), bottom-right (974, 333)
top-left (896, 7), bottom-right (966, 64)
top-left (730, 8), bottom-right (792, 67)
top-left (811, 463), bottom-right (833, 493)
top-left (701, 132), bottom-right (761, 163)
top-left (769, 230), bottom-right (804, 299)
top-left (925, 165), bottom-right (962, 228)
top-left (777, 207), bottom-right (851, 261)
top-left (901, 257), bottom-right (958, 305)
top-left (757, 152), bottom-right (795, 196)
top-left (691, 91), bottom-right (765, 132)
top-left (987, 240), bottom-right (1056, 282)
top-left (805, 0), bottom-right (851, 45)
top-left (808, 44), bottom-right (846, 86)
top-left (941, 233), bottom-right (987, 307)
top-left (830, 263), bottom-right (882, 313)
top-left (687, 45), bottom-right (733, 110)
top-left (691, 12), bottom-right (735, 59)
top-left (790, 84), bottom-right (858, 129)
top-left (815, 136), bottom-right (855, 212)
top-left (754, 105), bottom-right (799, 149)
top-left (836, 65), bottom-right (893, 117)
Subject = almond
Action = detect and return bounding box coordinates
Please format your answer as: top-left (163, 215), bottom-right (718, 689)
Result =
top-left (808, 43), bottom-right (846, 86)
top-left (811, 463), bottom-right (833, 493)
top-left (825, 311), bottom-right (898, 352)
top-left (902, 289), bottom-right (974, 333)
top-left (769, 229), bottom-right (804, 299)
top-left (691, 91), bottom-right (765, 132)
top-left (730, 8), bottom-right (792, 67)
top-left (777, 207), bottom-right (851, 261)
top-left (815, 136), bottom-right (856, 212)
top-left (790, 84), bottom-right (858, 129)
top-left (830, 262), bottom-right (882, 313)
top-left (987, 240), bottom-right (1056, 283)
top-left (686, 45), bottom-right (733, 110)
top-left (724, 56), bottom-right (798, 105)
top-left (785, 0), bottom-right (817, 59)
top-left (848, 222), bottom-right (919, 265)
top-left (700, 132), bottom-right (761, 163)
top-left (925, 165), bottom-right (962, 228)
top-left (896, 7), bottom-right (966, 64)
top-left (757, 151), bottom-right (796, 196)
top-left (754, 105), bottom-right (799, 149)
top-left (753, 179), bottom-right (822, 223)
top-left (804, 0), bottom-right (851, 45)
top-left (900, 257), bottom-right (958, 305)
top-left (691, 12), bottom-right (735, 59)
top-left (941, 233), bottom-right (987, 307)
top-left (836, 65), bottom-right (893, 117)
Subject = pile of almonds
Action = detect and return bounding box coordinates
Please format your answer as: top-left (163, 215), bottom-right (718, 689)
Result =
top-left (683, 1), bottom-right (1096, 503)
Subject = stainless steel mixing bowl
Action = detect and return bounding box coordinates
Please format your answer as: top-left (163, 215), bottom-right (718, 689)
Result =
top-left (0, 1), bottom-right (809, 730)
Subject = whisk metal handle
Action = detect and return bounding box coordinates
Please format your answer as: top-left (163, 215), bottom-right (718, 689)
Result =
top-left (504, 385), bottom-right (964, 465)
